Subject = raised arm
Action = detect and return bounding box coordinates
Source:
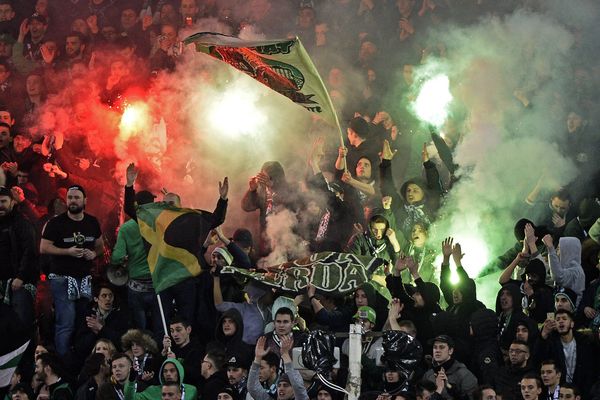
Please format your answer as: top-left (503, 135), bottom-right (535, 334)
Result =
top-left (124, 163), bottom-right (138, 220)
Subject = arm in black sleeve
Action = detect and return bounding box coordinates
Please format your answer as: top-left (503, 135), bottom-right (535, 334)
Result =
top-left (16, 218), bottom-right (38, 283)
top-left (440, 263), bottom-right (454, 306)
top-left (209, 198), bottom-right (228, 229)
top-left (124, 185), bottom-right (137, 221)
top-left (423, 160), bottom-right (444, 195)
top-left (379, 159), bottom-right (403, 212)
top-left (385, 274), bottom-right (413, 306)
top-left (226, 241), bottom-right (252, 269)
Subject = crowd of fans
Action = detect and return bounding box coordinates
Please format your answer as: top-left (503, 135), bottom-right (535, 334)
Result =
top-left (1, 1), bottom-right (600, 400)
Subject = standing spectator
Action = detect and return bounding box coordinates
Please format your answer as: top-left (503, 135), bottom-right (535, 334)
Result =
top-left (540, 360), bottom-right (561, 400)
top-left (199, 350), bottom-right (228, 400)
top-left (543, 235), bottom-right (585, 306)
top-left (74, 353), bottom-right (109, 400)
top-left (35, 353), bottom-right (72, 400)
top-left (40, 185), bottom-right (103, 356)
top-left (519, 374), bottom-right (542, 400)
top-left (96, 353), bottom-right (131, 400)
top-left (492, 341), bottom-right (533, 400)
top-left (0, 186), bottom-right (37, 329)
top-left (161, 316), bottom-right (205, 386)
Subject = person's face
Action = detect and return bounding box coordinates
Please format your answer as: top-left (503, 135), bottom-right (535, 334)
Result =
top-left (227, 367), bottom-right (245, 385)
top-left (555, 295), bottom-right (573, 312)
top-left (298, 8), bottom-right (315, 29)
top-left (405, 183), bottom-right (424, 204)
top-left (34, 346), bottom-right (48, 358)
top-left (315, 23), bottom-right (328, 46)
top-left (67, 189), bottom-right (85, 214)
top-left (201, 356), bottom-right (214, 379)
top-left (551, 197), bottom-right (570, 217)
top-left (541, 364), bottom-right (560, 387)
top-left (566, 112), bottom-right (582, 134)
top-left (328, 68), bottom-right (344, 88)
top-left (101, 26), bottom-right (118, 42)
top-left (180, 0), bottom-right (198, 17)
top-left (412, 292), bottom-right (425, 307)
top-left (35, 0), bottom-right (48, 15)
top-left (0, 126), bottom-right (10, 148)
top-left (355, 289), bottom-right (368, 307)
top-left (0, 41), bottom-right (12, 57)
top-left (217, 394), bottom-right (233, 400)
top-left (11, 390), bottom-right (29, 400)
top-left (130, 342), bottom-right (145, 357)
top-left (275, 313), bottom-right (293, 336)
top-left (508, 344), bottom-right (529, 367)
top-left (359, 41), bottom-right (377, 63)
top-left (355, 158), bottom-right (372, 180)
top-left (559, 388), bottom-right (579, 400)
top-left (525, 272), bottom-right (540, 286)
top-left (211, 252), bottom-right (228, 267)
top-left (317, 390), bottom-right (332, 400)
top-left (65, 36), bottom-right (83, 58)
top-left (0, 4), bottom-right (14, 21)
top-left (556, 313), bottom-right (574, 335)
top-left (452, 288), bottom-right (463, 305)
top-left (356, 318), bottom-right (374, 332)
top-left (411, 224), bottom-right (428, 247)
top-left (110, 61), bottom-right (128, 80)
top-left (34, 359), bottom-right (46, 379)
top-left (95, 288), bottom-right (114, 312)
top-left (26, 75), bottom-right (43, 97)
top-left (258, 360), bottom-right (275, 382)
top-left (385, 371), bottom-right (400, 383)
top-left (94, 341), bottom-right (111, 359)
top-left (277, 381), bottom-right (294, 400)
top-left (500, 289), bottom-right (513, 311)
top-left (396, 0), bottom-right (415, 16)
top-left (161, 385), bottom-right (181, 400)
top-left (162, 362), bottom-right (179, 382)
top-left (71, 19), bottom-right (89, 35)
top-left (0, 64), bottom-right (9, 84)
top-left (520, 378), bottom-right (541, 400)
top-left (121, 9), bottom-right (137, 29)
top-left (481, 389), bottom-right (496, 400)
top-left (169, 323), bottom-right (191, 346)
top-left (29, 19), bottom-right (47, 39)
top-left (0, 196), bottom-right (15, 217)
top-left (111, 357), bottom-right (131, 382)
top-left (369, 222), bottom-right (386, 240)
top-left (160, 4), bottom-right (178, 23)
top-left (432, 342), bottom-right (452, 363)
top-left (13, 136), bottom-right (30, 154)
top-left (222, 317), bottom-right (237, 337)
top-left (515, 325), bottom-right (529, 342)
top-left (161, 25), bottom-right (178, 46)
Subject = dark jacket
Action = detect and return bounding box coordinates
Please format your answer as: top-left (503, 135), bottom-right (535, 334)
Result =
top-left (380, 158), bottom-right (443, 236)
top-left (0, 209), bottom-right (38, 283)
top-left (208, 308), bottom-right (253, 367)
top-left (492, 364), bottom-right (534, 400)
top-left (171, 337), bottom-right (205, 387)
top-left (539, 331), bottom-right (597, 399)
top-left (468, 309), bottom-right (501, 385)
top-left (495, 282), bottom-right (528, 349)
top-left (423, 358), bottom-right (478, 400)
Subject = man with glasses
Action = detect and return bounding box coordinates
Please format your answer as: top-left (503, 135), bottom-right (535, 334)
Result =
top-left (492, 340), bottom-right (533, 400)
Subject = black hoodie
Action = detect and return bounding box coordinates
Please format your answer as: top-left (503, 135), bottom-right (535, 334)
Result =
top-left (208, 308), bottom-right (254, 367)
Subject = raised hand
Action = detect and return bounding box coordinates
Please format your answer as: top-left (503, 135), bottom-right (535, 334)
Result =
top-left (279, 335), bottom-right (293, 357)
top-left (441, 237), bottom-right (453, 259)
top-left (254, 336), bottom-right (269, 360)
top-left (541, 234), bottom-right (554, 249)
top-left (219, 177), bottom-right (228, 200)
top-left (381, 139), bottom-right (397, 160)
top-left (452, 242), bottom-right (464, 266)
top-left (524, 223), bottom-right (537, 247)
top-left (421, 142), bottom-right (429, 163)
top-left (126, 163), bottom-right (138, 186)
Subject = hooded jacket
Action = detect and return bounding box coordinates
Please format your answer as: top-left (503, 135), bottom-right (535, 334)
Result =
top-left (126, 358), bottom-right (198, 400)
top-left (495, 282), bottom-right (527, 349)
top-left (208, 308), bottom-right (253, 365)
top-left (548, 237), bottom-right (585, 305)
top-left (468, 309), bottom-right (501, 385)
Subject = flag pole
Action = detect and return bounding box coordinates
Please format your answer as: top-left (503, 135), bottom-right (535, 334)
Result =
top-left (156, 293), bottom-right (169, 336)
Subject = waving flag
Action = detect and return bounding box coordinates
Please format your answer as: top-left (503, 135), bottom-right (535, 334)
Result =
top-left (183, 32), bottom-right (341, 129)
top-left (221, 252), bottom-right (386, 295)
top-left (137, 202), bottom-right (207, 292)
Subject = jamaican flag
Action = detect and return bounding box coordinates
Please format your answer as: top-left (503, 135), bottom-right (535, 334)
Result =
top-left (137, 202), bottom-right (209, 293)
top-left (221, 252), bottom-right (387, 296)
top-left (183, 32), bottom-right (341, 130)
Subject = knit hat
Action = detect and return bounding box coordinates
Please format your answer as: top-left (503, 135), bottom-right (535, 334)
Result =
top-left (353, 306), bottom-right (376, 324)
top-left (279, 373), bottom-right (291, 384)
top-left (212, 247), bottom-right (233, 265)
top-left (217, 386), bottom-right (240, 400)
top-left (554, 287), bottom-right (577, 311)
top-left (428, 334), bottom-right (455, 348)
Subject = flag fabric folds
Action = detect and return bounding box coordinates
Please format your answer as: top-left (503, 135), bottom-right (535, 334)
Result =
top-left (220, 252), bottom-right (386, 295)
top-left (183, 32), bottom-right (340, 129)
top-left (137, 202), bottom-right (206, 293)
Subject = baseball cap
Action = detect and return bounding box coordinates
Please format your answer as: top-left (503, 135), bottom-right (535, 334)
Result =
top-left (353, 306), bottom-right (376, 324)
top-left (428, 334), bottom-right (455, 348)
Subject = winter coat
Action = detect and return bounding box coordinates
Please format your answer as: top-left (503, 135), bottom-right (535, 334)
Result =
top-left (492, 364), bottom-right (534, 400)
top-left (208, 308), bottom-right (253, 367)
top-left (126, 358), bottom-right (198, 400)
top-left (423, 359), bottom-right (478, 400)
top-left (468, 309), bottom-right (501, 385)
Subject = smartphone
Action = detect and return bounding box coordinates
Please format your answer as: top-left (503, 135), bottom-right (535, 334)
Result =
top-left (547, 312), bottom-right (555, 321)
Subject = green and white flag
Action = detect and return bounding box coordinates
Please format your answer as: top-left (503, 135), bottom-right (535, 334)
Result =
top-left (0, 340), bottom-right (29, 388)
top-left (221, 252), bottom-right (386, 295)
top-left (183, 32), bottom-right (341, 129)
